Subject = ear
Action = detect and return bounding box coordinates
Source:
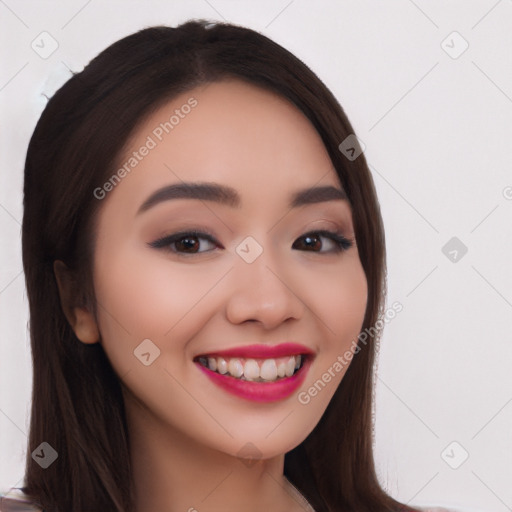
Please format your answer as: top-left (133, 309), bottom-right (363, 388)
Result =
top-left (53, 260), bottom-right (100, 344)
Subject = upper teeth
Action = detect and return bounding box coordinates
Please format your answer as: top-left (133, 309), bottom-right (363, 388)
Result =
top-left (198, 355), bottom-right (303, 382)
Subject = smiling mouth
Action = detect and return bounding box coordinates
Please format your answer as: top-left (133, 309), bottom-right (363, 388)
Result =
top-left (193, 354), bottom-right (308, 382)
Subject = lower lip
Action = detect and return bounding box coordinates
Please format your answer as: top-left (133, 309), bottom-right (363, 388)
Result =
top-left (194, 357), bottom-right (312, 403)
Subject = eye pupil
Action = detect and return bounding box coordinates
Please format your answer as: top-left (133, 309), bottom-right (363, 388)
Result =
top-left (302, 235), bottom-right (321, 251)
top-left (177, 236), bottom-right (199, 252)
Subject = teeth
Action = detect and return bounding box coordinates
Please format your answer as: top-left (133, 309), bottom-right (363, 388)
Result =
top-left (228, 359), bottom-right (244, 378)
top-left (243, 359), bottom-right (260, 380)
top-left (285, 356), bottom-right (296, 377)
top-left (277, 361), bottom-right (286, 378)
top-left (199, 354), bottom-right (305, 382)
top-left (260, 359), bottom-right (278, 381)
top-left (216, 358), bottom-right (228, 374)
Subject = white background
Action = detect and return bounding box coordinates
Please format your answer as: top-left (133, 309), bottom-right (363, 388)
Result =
top-left (1, 1), bottom-right (511, 511)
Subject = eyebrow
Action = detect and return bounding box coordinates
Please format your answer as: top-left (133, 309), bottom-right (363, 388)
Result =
top-left (136, 181), bottom-right (348, 215)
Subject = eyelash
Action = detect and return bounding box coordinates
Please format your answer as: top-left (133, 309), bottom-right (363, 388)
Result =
top-left (148, 229), bottom-right (354, 255)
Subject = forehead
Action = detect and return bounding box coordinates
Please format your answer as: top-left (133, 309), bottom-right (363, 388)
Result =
top-left (107, 78), bottom-right (342, 213)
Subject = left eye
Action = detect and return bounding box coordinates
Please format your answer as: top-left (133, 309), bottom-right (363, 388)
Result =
top-left (292, 230), bottom-right (353, 253)
top-left (148, 229), bottom-right (353, 255)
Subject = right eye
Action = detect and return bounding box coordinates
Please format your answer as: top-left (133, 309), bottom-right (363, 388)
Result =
top-left (148, 230), bottom-right (221, 255)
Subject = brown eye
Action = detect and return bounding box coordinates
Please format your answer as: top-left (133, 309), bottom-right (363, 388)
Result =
top-left (175, 235), bottom-right (201, 253)
top-left (148, 230), bottom-right (219, 254)
top-left (292, 230), bottom-right (353, 253)
top-left (293, 234), bottom-right (322, 251)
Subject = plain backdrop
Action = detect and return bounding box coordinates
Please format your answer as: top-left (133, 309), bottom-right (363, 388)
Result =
top-left (1, 1), bottom-right (511, 511)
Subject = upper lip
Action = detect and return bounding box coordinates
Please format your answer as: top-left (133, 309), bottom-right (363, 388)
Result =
top-left (196, 343), bottom-right (315, 359)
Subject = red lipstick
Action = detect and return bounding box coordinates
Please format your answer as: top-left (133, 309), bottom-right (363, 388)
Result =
top-left (193, 343), bottom-right (314, 403)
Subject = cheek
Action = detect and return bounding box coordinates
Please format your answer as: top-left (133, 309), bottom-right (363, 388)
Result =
top-left (294, 266), bottom-right (367, 422)
top-left (310, 257), bottom-right (368, 342)
top-left (93, 253), bottom-right (174, 338)
top-left (300, 256), bottom-right (367, 398)
top-left (91, 245), bottom-right (232, 362)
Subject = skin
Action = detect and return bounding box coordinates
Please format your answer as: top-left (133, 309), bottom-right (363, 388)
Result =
top-left (55, 79), bottom-right (368, 512)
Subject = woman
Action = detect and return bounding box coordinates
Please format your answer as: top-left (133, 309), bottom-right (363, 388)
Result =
top-left (2, 19), bottom-right (453, 512)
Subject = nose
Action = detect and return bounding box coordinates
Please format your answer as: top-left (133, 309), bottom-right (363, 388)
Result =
top-left (224, 243), bottom-right (305, 329)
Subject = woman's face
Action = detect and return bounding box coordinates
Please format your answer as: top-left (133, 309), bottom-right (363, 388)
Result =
top-left (91, 78), bottom-right (367, 459)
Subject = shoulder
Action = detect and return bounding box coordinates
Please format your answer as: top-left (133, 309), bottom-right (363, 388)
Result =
top-left (0, 488), bottom-right (43, 512)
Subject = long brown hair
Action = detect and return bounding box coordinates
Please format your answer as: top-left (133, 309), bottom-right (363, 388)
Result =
top-left (20, 20), bottom-right (420, 512)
